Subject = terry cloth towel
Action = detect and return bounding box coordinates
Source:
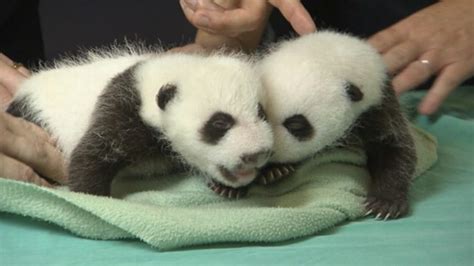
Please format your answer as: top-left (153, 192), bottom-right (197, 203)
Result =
top-left (0, 125), bottom-right (437, 250)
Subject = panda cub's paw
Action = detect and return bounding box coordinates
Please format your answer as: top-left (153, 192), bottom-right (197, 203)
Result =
top-left (364, 196), bottom-right (409, 220)
top-left (207, 180), bottom-right (249, 199)
top-left (256, 163), bottom-right (296, 185)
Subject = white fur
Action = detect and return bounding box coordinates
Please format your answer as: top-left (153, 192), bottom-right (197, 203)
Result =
top-left (137, 53), bottom-right (273, 187)
top-left (14, 52), bottom-right (151, 159)
top-left (259, 31), bottom-right (387, 163)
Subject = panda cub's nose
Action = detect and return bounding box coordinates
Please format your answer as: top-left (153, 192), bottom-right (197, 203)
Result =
top-left (241, 150), bottom-right (272, 167)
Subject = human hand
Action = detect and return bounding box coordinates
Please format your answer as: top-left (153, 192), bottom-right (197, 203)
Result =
top-left (180, 0), bottom-right (315, 36)
top-left (368, 0), bottom-right (474, 115)
top-left (180, 0), bottom-right (316, 51)
top-left (0, 112), bottom-right (67, 187)
top-left (0, 53), bottom-right (30, 110)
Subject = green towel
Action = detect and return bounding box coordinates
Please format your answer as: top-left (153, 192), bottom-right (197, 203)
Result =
top-left (0, 125), bottom-right (437, 250)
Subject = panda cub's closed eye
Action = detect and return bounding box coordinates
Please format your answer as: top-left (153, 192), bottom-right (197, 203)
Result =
top-left (283, 114), bottom-right (314, 141)
top-left (201, 112), bottom-right (235, 145)
top-left (345, 82), bottom-right (364, 102)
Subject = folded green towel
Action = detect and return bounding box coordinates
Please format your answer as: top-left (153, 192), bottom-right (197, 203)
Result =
top-left (0, 125), bottom-right (437, 250)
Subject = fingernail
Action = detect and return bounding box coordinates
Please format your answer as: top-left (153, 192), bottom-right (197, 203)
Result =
top-left (196, 15), bottom-right (210, 28)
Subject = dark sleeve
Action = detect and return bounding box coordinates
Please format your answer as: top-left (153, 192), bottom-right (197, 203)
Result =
top-left (39, 0), bottom-right (196, 61)
top-left (0, 0), bottom-right (44, 68)
top-left (270, 0), bottom-right (436, 39)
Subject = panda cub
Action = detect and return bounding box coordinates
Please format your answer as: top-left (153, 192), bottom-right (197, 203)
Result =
top-left (7, 49), bottom-right (273, 198)
top-left (258, 31), bottom-right (416, 220)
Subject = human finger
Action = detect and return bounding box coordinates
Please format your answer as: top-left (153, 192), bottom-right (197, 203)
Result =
top-left (180, 0), bottom-right (198, 26)
top-left (190, 0), bottom-right (224, 11)
top-left (269, 0), bottom-right (316, 35)
top-left (180, 1), bottom-right (219, 34)
top-left (0, 53), bottom-right (30, 77)
top-left (1, 112), bottom-right (53, 144)
top-left (418, 62), bottom-right (474, 115)
top-left (0, 59), bottom-right (27, 95)
top-left (193, 7), bottom-right (268, 36)
top-left (16, 64), bottom-right (30, 77)
top-left (0, 53), bottom-right (14, 65)
top-left (0, 130), bottom-right (67, 184)
top-left (180, 0), bottom-right (227, 29)
top-left (382, 41), bottom-right (420, 75)
top-left (392, 54), bottom-right (440, 95)
top-left (0, 154), bottom-right (53, 187)
top-left (0, 84), bottom-right (13, 110)
top-left (368, 26), bottom-right (404, 54)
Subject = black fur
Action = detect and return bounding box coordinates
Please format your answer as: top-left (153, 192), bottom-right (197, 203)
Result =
top-left (200, 112), bottom-right (235, 145)
top-left (68, 64), bottom-right (178, 196)
top-left (349, 84), bottom-right (416, 219)
top-left (157, 84), bottom-right (177, 110)
top-left (6, 95), bottom-right (45, 128)
top-left (345, 83), bottom-right (364, 102)
top-left (258, 103), bottom-right (267, 121)
top-left (259, 83), bottom-right (415, 219)
top-left (283, 114), bottom-right (314, 141)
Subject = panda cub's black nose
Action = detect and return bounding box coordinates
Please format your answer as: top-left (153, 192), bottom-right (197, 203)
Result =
top-left (241, 150), bottom-right (272, 166)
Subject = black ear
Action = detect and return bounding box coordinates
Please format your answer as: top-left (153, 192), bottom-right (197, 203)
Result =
top-left (157, 84), bottom-right (177, 110)
top-left (345, 82), bottom-right (364, 102)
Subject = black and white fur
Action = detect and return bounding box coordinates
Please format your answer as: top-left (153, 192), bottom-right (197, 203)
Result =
top-left (7, 48), bottom-right (273, 197)
top-left (258, 31), bottom-right (416, 219)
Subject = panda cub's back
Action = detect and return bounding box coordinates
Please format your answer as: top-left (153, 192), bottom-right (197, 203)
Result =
top-left (13, 54), bottom-right (150, 159)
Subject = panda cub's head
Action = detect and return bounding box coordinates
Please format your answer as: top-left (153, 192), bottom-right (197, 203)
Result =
top-left (259, 31), bottom-right (387, 163)
top-left (137, 53), bottom-right (273, 188)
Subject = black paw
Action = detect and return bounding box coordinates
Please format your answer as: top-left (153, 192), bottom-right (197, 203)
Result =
top-left (364, 196), bottom-right (409, 220)
top-left (207, 180), bottom-right (248, 199)
top-left (255, 163), bottom-right (296, 185)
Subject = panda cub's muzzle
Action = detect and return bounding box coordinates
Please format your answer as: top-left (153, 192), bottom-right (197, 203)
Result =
top-left (209, 149), bottom-right (272, 199)
top-left (218, 149), bottom-right (272, 182)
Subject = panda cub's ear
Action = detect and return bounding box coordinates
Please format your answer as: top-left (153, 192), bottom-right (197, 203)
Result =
top-left (157, 84), bottom-right (177, 110)
top-left (345, 82), bottom-right (364, 102)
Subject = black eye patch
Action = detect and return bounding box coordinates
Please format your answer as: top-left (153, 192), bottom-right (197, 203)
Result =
top-left (258, 103), bottom-right (267, 121)
top-left (157, 84), bottom-right (177, 110)
top-left (201, 112), bottom-right (236, 145)
top-left (345, 82), bottom-right (364, 102)
top-left (283, 114), bottom-right (314, 141)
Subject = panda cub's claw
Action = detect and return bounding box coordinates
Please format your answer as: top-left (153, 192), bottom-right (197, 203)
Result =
top-left (207, 180), bottom-right (248, 199)
top-left (256, 163), bottom-right (296, 186)
top-left (364, 196), bottom-right (409, 220)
